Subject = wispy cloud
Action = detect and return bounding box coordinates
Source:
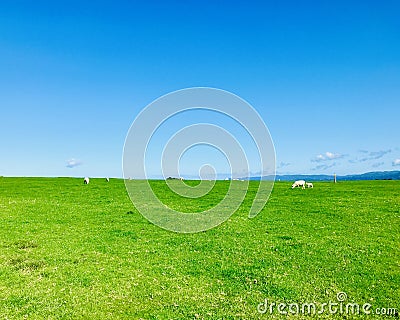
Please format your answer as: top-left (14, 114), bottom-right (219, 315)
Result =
top-left (277, 161), bottom-right (290, 169)
top-left (311, 163), bottom-right (337, 171)
top-left (351, 149), bottom-right (392, 163)
top-left (276, 162), bottom-right (292, 175)
top-left (312, 152), bottom-right (344, 162)
top-left (66, 158), bottom-right (82, 168)
top-left (360, 149), bottom-right (391, 162)
top-left (372, 162), bottom-right (384, 168)
top-left (393, 159), bottom-right (400, 166)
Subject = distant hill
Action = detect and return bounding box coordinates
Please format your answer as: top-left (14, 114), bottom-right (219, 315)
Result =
top-left (336, 171), bottom-right (400, 181)
top-left (248, 171), bottom-right (400, 181)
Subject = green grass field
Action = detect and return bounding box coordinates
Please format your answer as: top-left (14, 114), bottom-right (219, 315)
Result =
top-left (0, 177), bottom-right (399, 319)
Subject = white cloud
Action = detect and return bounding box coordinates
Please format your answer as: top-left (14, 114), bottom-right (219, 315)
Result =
top-left (66, 158), bottom-right (82, 168)
top-left (312, 152), bottom-right (344, 162)
top-left (393, 159), bottom-right (400, 166)
top-left (326, 152), bottom-right (341, 160)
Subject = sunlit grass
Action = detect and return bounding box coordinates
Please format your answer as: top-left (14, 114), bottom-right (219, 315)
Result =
top-left (0, 177), bottom-right (399, 318)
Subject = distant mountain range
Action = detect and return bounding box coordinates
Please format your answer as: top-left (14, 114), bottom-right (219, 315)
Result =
top-left (248, 170), bottom-right (400, 181)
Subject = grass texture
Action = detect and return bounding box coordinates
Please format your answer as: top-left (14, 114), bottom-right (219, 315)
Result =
top-left (0, 177), bottom-right (399, 319)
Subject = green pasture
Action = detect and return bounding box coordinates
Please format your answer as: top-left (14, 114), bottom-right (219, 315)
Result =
top-left (0, 177), bottom-right (398, 319)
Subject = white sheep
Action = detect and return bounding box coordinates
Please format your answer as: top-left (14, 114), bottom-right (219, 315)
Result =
top-left (292, 180), bottom-right (306, 189)
top-left (84, 177), bottom-right (90, 185)
top-left (306, 182), bottom-right (314, 188)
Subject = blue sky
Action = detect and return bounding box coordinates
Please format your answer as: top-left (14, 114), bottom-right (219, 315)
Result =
top-left (0, 1), bottom-right (399, 178)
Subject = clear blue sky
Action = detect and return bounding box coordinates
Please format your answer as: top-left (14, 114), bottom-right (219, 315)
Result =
top-left (1, 1), bottom-right (399, 177)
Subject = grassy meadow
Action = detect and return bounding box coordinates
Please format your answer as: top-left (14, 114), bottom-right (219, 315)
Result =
top-left (0, 177), bottom-right (399, 319)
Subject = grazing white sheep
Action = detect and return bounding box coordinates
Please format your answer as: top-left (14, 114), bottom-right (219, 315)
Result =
top-left (306, 182), bottom-right (313, 188)
top-left (84, 177), bottom-right (90, 185)
top-left (292, 180), bottom-right (306, 189)
top-left (106, 177), bottom-right (110, 182)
